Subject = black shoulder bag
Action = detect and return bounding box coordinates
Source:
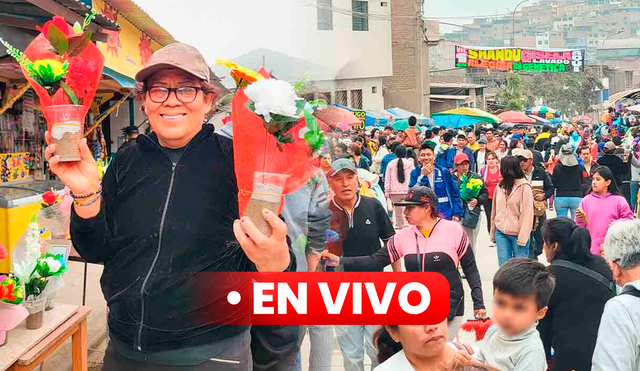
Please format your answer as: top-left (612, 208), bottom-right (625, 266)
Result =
top-left (552, 260), bottom-right (616, 294)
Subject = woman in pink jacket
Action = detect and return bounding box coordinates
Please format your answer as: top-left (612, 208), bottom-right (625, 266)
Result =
top-left (385, 145), bottom-right (415, 229)
top-left (575, 166), bottom-right (634, 255)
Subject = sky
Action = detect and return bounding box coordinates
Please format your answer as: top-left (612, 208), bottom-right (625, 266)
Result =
top-left (134, 0), bottom-right (525, 62)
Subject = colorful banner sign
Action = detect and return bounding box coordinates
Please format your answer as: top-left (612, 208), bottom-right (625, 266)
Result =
top-left (353, 110), bottom-right (366, 130)
top-left (93, 0), bottom-right (164, 80)
top-left (454, 46), bottom-right (585, 72)
top-left (0, 152), bottom-right (30, 183)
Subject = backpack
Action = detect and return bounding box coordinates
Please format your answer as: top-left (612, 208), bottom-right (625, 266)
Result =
top-left (622, 286), bottom-right (640, 298)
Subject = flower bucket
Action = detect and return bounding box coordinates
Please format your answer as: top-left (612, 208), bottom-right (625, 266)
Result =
top-left (37, 203), bottom-right (70, 239)
top-left (22, 297), bottom-right (47, 330)
top-left (43, 105), bottom-right (87, 162)
top-left (244, 172), bottom-right (290, 236)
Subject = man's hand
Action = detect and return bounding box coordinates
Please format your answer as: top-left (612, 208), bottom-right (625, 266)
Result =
top-left (452, 216), bottom-right (460, 222)
top-left (421, 166), bottom-right (429, 176)
top-left (233, 209), bottom-right (291, 272)
top-left (474, 309), bottom-right (487, 319)
top-left (469, 198), bottom-right (478, 208)
top-left (534, 194), bottom-right (545, 201)
top-left (320, 250), bottom-right (341, 267)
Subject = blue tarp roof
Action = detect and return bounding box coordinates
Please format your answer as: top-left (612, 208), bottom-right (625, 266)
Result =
top-left (334, 105), bottom-right (432, 128)
top-left (432, 115), bottom-right (488, 129)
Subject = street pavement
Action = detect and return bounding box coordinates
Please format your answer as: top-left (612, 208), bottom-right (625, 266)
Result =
top-left (41, 210), bottom-right (551, 371)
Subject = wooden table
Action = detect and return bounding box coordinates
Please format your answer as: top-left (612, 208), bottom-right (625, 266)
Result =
top-left (1, 305), bottom-right (91, 371)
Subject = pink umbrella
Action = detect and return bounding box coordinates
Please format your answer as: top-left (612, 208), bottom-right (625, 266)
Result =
top-left (498, 111), bottom-right (536, 124)
top-left (573, 114), bottom-right (592, 124)
top-left (313, 106), bottom-right (361, 129)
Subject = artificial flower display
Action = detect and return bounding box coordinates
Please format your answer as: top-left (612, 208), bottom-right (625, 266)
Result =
top-left (36, 253), bottom-right (67, 277)
top-left (460, 318), bottom-right (493, 341)
top-left (0, 274), bottom-right (23, 305)
top-left (218, 60), bottom-right (324, 234)
top-left (459, 174), bottom-right (484, 202)
top-left (41, 189), bottom-right (59, 208)
top-left (1, 12), bottom-right (103, 107)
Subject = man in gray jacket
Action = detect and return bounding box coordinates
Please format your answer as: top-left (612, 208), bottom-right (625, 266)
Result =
top-left (218, 123), bottom-right (334, 371)
top-left (592, 219), bottom-right (640, 371)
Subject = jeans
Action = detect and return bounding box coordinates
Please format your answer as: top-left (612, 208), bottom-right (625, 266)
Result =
top-left (554, 196), bottom-right (582, 219)
top-left (334, 325), bottom-right (378, 371)
top-left (293, 325), bottom-right (335, 371)
top-left (495, 230), bottom-right (530, 267)
top-left (631, 181), bottom-right (639, 212)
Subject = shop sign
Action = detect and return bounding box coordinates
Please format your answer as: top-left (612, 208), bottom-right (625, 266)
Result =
top-left (0, 152), bottom-right (30, 183)
top-left (353, 110), bottom-right (366, 130)
top-left (91, 92), bottom-right (115, 115)
top-left (454, 46), bottom-right (585, 72)
top-left (93, 0), bottom-right (164, 80)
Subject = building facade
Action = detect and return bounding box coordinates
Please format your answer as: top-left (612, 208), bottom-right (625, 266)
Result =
top-left (382, 0), bottom-right (431, 116)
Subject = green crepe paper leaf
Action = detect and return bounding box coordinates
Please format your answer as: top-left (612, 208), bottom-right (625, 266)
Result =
top-left (59, 81), bottom-right (79, 104)
top-left (73, 21), bottom-right (82, 33)
top-left (47, 24), bottom-right (68, 55)
top-left (295, 99), bottom-right (306, 116)
top-left (303, 111), bottom-right (325, 152)
top-left (67, 32), bottom-right (92, 57)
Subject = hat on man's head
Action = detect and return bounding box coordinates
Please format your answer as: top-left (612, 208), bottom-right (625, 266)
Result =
top-left (454, 153), bottom-right (470, 165)
top-left (513, 148), bottom-right (533, 159)
top-left (512, 134), bottom-right (522, 141)
top-left (135, 43), bottom-right (210, 83)
top-left (559, 144), bottom-right (578, 167)
top-left (478, 138), bottom-right (487, 144)
top-left (604, 141), bottom-right (616, 151)
top-left (327, 158), bottom-right (357, 178)
top-left (393, 186), bottom-right (434, 206)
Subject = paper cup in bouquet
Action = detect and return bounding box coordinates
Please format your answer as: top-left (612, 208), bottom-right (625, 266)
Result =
top-left (219, 60), bottom-right (325, 236)
top-left (1, 12), bottom-right (104, 162)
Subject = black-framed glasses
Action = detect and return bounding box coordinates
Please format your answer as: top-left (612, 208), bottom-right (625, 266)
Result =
top-left (147, 87), bottom-right (202, 103)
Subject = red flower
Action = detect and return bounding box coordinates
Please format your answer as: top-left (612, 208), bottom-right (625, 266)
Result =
top-left (36, 16), bottom-right (71, 38)
top-left (0, 281), bottom-right (17, 302)
top-left (42, 190), bottom-right (57, 205)
top-left (0, 243), bottom-right (7, 260)
top-left (64, 57), bottom-right (97, 99)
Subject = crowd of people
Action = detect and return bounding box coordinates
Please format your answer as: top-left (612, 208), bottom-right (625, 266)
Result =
top-left (316, 114), bottom-right (640, 371)
top-left (46, 42), bottom-right (640, 371)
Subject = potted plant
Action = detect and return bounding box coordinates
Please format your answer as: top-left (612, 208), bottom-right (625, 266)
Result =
top-left (0, 243), bottom-right (29, 347)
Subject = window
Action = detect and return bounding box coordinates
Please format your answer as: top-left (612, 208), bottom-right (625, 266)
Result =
top-left (352, 1), bottom-right (369, 31)
top-left (538, 40), bottom-right (543, 45)
top-left (350, 89), bottom-right (363, 109)
top-left (626, 71), bottom-right (633, 88)
top-left (317, 91), bottom-right (332, 104)
top-left (372, 86), bottom-right (377, 94)
top-left (317, 0), bottom-right (333, 30)
top-left (336, 90), bottom-right (348, 106)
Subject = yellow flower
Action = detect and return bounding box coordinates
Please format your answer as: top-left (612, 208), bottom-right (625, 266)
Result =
top-left (28, 58), bottom-right (68, 86)
top-left (215, 58), bottom-right (264, 84)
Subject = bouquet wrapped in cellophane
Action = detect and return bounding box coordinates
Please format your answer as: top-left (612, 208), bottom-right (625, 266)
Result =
top-left (1, 12), bottom-right (104, 162)
top-left (459, 174), bottom-right (484, 202)
top-left (217, 59), bottom-right (325, 235)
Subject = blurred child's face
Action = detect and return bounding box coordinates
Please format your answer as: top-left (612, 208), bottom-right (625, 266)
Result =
top-left (492, 290), bottom-right (548, 336)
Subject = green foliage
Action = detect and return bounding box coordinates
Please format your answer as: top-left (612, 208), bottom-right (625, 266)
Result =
top-left (523, 72), bottom-right (603, 117)
top-left (497, 71), bottom-right (525, 111)
top-left (25, 276), bottom-right (48, 300)
top-left (0, 38), bottom-right (33, 70)
top-left (47, 24), bottom-right (68, 55)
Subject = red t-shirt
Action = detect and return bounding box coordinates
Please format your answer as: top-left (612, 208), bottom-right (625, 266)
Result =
top-left (484, 167), bottom-right (501, 200)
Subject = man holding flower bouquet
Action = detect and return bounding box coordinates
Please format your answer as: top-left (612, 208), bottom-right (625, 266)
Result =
top-left (452, 153), bottom-right (488, 253)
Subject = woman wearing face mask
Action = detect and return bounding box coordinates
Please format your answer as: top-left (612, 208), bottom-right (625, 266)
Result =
top-left (575, 166), bottom-right (634, 255)
top-left (538, 218), bottom-right (615, 371)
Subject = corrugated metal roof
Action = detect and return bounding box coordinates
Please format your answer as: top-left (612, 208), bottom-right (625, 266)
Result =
top-left (54, 0), bottom-right (119, 31)
top-left (101, 0), bottom-right (176, 45)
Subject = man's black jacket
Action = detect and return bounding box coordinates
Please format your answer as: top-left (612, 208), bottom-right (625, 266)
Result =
top-left (71, 125), bottom-right (295, 353)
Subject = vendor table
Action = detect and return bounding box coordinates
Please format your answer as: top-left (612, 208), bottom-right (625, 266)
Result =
top-left (0, 305), bottom-right (91, 371)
